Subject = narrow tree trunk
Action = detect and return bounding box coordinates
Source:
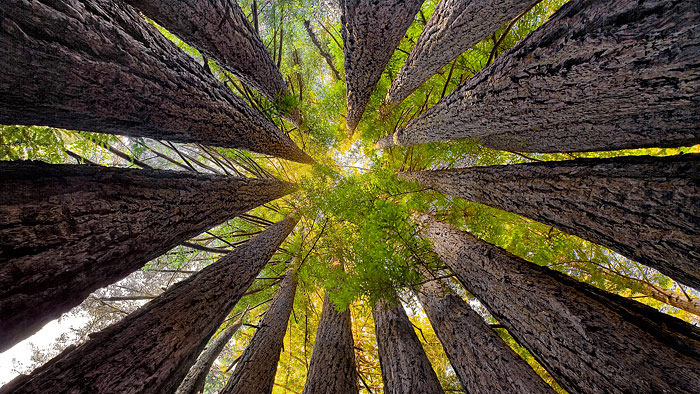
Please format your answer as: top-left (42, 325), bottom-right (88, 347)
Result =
top-left (384, 0), bottom-right (541, 107)
top-left (0, 0), bottom-right (313, 164)
top-left (414, 277), bottom-right (554, 393)
top-left (372, 297), bottom-right (444, 394)
top-left (402, 154), bottom-right (700, 290)
top-left (414, 213), bottom-right (700, 394)
top-left (303, 20), bottom-right (343, 82)
top-left (125, 0), bottom-right (288, 102)
top-left (302, 293), bottom-right (359, 394)
top-left (378, 0), bottom-right (700, 152)
top-left (1, 216), bottom-right (299, 394)
top-left (220, 270), bottom-right (297, 394)
top-left (341, 0), bottom-right (424, 132)
top-left (0, 161), bottom-right (296, 351)
top-left (176, 315), bottom-right (245, 394)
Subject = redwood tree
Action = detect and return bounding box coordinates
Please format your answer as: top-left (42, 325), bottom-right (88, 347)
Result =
top-left (415, 213), bottom-right (700, 394)
top-left (372, 297), bottom-right (444, 394)
top-left (378, 0), bottom-right (700, 152)
top-left (414, 276), bottom-right (554, 393)
top-left (220, 271), bottom-right (298, 394)
top-left (124, 0), bottom-right (288, 102)
top-left (1, 216), bottom-right (299, 394)
top-left (384, 0), bottom-right (541, 107)
top-left (402, 154), bottom-right (700, 290)
top-left (0, 0), bottom-right (313, 164)
top-left (0, 161), bottom-right (296, 351)
top-left (302, 293), bottom-right (359, 394)
top-left (341, 0), bottom-right (424, 131)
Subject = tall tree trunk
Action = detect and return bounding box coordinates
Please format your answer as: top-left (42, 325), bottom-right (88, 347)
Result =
top-left (220, 270), bottom-right (297, 394)
top-left (384, 0), bottom-right (540, 107)
top-left (402, 154), bottom-right (700, 290)
top-left (414, 213), bottom-right (700, 394)
top-left (124, 0), bottom-right (288, 103)
top-left (341, 0), bottom-right (424, 132)
top-left (414, 276), bottom-right (554, 393)
top-left (176, 314), bottom-right (245, 394)
top-left (0, 161), bottom-right (296, 351)
top-left (302, 293), bottom-right (359, 394)
top-left (0, 0), bottom-right (313, 164)
top-left (372, 297), bottom-right (444, 394)
top-left (1, 216), bottom-right (299, 394)
top-left (378, 0), bottom-right (700, 152)
top-left (303, 20), bottom-right (342, 82)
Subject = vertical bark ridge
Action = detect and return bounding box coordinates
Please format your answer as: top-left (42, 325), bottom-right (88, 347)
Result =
top-left (0, 161), bottom-right (297, 351)
top-left (372, 296), bottom-right (445, 394)
top-left (415, 214), bottom-right (700, 394)
top-left (0, 0), bottom-right (314, 164)
top-left (341, 0), bottom-right (424, 131)
top-left (401, 154), bottom-right (700, 290)
top-left (414, 277), bottom-right (554, 393)
top-left (384, 0), bottom-right (541, 107)
top-left (378, 0), bottom-right (700, 152)
top-left (302, 293), bottom-right (359, 394)
top-left (0, 216), bottom-right (299, 394)
top-left (220, 270), bottom-right (298, 394)
top-left (123, 0), bottom-right (288, 103)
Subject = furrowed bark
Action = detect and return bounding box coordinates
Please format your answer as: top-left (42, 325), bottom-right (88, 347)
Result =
top-left (123, 0), bottom-right (288, 103)
top-left (414, 277), bottom-right (554, 393)
top-left (220, 271), bottom-right (297, 394)
top-left (1, 216), bottom-right (299, 394)
top-left (0, 0), bottom-right (314, 164)
top-left (372, 297), bottom-right (444, 394)
top-left (378, 0), bottom-right (700, 152)
top-left (402, 154), bottom-right (700, 290)
top-left (0, 161), bottom-right (297, 351)
top-left (175, 316), bottom-right (245, 394)
top-left (341, 0), bottom-right (424, 131)
top-left (302, 293), bottom-right (359, 394)
top-left (384, 0), bottom-right (541, 107)
top-left (415, 214), bottom-right (700, 394)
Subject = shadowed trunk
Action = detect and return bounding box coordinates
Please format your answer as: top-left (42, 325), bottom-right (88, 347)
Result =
top-left (0, 161), bottom-right (296, 351)
top-left (1, 216), bottom-right (299, 394)
top-left (414, 277), bottom-right (554, 393)
top-left (402, 154), bottom-right (700, 290)
top-left (378, 0), bottom-right (700, 152)
top-left (176, 315), bottom-right (245, 394)
top-left (372, 297), bottom-right (444, 394)
top-left (385, 0), bottom-right (541, 107)
top-left (415, 213), bottom-right (700, 394)
top-left (220, 271), bottom-right (297, 394)
top-left (302, 293), bottom-right (359, 394)
top-left (0, 0), bottom-right (313, 164)
top-left (124, 0), bottom-right (288, 102)
top-left (341, 0), bottom-right (424, 131)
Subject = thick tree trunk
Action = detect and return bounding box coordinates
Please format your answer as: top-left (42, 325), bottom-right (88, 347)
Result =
top-left (0, 0), bottom-right (313, 164)
top-left (220, 271), bottom-right (297, 394)
top-left (0, 161), bottom-right (296, 351)
top-left (302, 293), bottom-right (359, 394)
top-left (384, 0), bottom-right (540, 107)
top-left (402, 154), bottom-right (700, 290)
top-left (414, 277), bottom-right (554, 393)
top-left (124, 0), bottom-right (288, 102)
top-left (414, 213), bottom-right (700, 394)
top-left (176, 316), bottom-right (245, 394)
top-left (372, 297), bottom-right (444, 394)
top-left (341, 0), bottom-right (424, 131)
top-left (378, 0), bottom-right (700, 152)
top-left (1, 216), bottom-right (299, 394)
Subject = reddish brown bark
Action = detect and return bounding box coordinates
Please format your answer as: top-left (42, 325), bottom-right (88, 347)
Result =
top-left (0, 161), bottom-right (296, 351)
top-left (1, 216), bottom-right (299, 394)
top-left (0, 0), bottom-right (313, 164)
top-left (415, 213), bottom-right (700, 394)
